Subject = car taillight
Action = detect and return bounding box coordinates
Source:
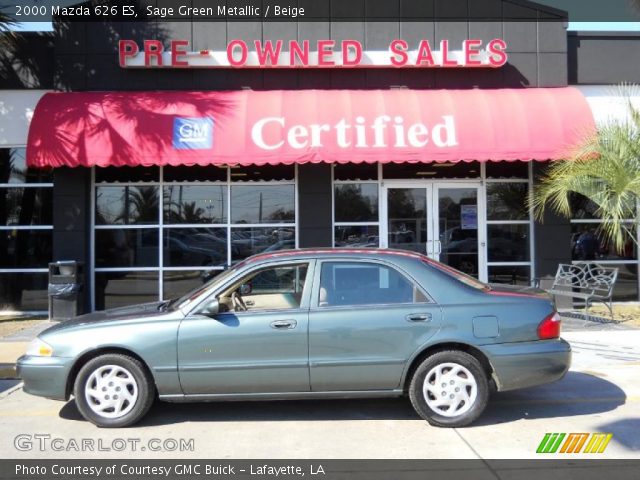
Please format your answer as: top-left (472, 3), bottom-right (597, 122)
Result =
top-left (538, 311), bottom-right (561, 339)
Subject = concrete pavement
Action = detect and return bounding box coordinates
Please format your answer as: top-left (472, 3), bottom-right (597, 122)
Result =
top-left (0, 329), bottom-right (638, 459)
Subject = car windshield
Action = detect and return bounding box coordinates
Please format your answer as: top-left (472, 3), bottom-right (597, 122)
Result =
top-left (423, 260), bottom-right (490, 291)
top-left (170, 262), bottom-right (244, 310)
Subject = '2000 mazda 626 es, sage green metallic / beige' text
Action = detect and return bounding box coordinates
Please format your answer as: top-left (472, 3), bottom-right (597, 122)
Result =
top-left (17, 249), bottom-right (570, 428)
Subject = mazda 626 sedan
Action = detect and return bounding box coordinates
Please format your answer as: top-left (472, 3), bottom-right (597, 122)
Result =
top-left (17, 249), bottom-right (571, 428)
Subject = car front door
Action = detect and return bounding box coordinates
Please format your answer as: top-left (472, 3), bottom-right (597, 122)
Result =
top-left (308, 259), bottom-right (441, 391)
top-left (177, 261), bottom-right (313, 395)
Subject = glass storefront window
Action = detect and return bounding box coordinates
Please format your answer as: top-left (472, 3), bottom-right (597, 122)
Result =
top-left (230, 227), bottom-right (295, 261)
top-left (334, 225), bottom-right (379, 248)
top-left (570, 223), bottom-right (637, 261)
top-left (96, 186), bottom-right (159, 225)
top-left (93, 166), bottom-right (297, 309)
top-left (487, 224), bottom-right (530, 262)
top-left (610, 265), bottom-right (639, 302)
top-left (163, 227), bottom-right (227, 267)
top-left (0, 148), bottom-right (53, 184)
top-left (334, 183), bottom-right (379, 222)
top-left (163, 270), bottom-right (220, 300)
top-left (95, 228), bottom-right (159, 268)
top-left (231, 185), bottom-right (295, 224)
top-left (0, 272), bottom-right (49, 311)
top-left (0, 230), bottom-right (52, 268)
top-left (488, 265), bottom-right (531, 286)
top-left (486, 183), bottom-right (529, 221)
top-left (485, 161), bottom-right (529, 179)
top-left (0, 148), bottom-right (53, 312)
top-left (95, 271), bottom-right (159, 310)
top-left (163, 186), bottom-right (226, 224)
top-left (570, 192), bottom-right (635, 220)
top-left (0, 187), bottom-right (53, 225)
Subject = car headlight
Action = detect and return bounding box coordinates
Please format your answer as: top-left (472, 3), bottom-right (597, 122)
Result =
top-left (25, 338), bottom-right (54, 357)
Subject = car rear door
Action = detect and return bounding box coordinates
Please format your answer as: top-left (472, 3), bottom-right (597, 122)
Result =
top-left (177, 261), bottom-right (313, 395)
top-left (308, 259), bottom-right (441, 392)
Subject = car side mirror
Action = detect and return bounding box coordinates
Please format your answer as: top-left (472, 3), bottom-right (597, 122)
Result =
top-left (239, 283), bottom-right (252, 295)
top-left (199, 299), bottom-right (220, 317)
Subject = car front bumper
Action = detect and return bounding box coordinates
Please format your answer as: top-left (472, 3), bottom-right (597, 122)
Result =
top-left (16, 355), bottom-right (73, 401)
top-left (482, 338), bottom-right (571, 392)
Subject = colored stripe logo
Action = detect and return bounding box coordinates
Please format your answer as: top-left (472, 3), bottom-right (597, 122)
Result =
top-left (537, 433), bottom-right (613, 454)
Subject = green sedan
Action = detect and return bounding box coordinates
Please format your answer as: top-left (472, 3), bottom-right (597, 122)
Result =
top-left (17, 249), bottom-right (570, 428)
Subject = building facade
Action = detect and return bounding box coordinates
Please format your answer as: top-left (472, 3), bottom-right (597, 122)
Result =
top-left (2, 0), bottom-right (640, 313)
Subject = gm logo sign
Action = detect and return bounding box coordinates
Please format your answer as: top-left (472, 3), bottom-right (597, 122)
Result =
top-left (173, 117), bottom-right (213, 150)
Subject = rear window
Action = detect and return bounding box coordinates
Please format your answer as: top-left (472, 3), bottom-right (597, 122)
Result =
top-left (424, 260), bottom-right (490, 291)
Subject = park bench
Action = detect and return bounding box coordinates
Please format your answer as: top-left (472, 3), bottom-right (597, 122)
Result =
top-left (547, 263), bottom-right (618, 320)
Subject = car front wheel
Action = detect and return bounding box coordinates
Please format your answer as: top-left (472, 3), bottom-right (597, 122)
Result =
top-left (73, 353), bottom-right (155, 428)
top-left (409, 350), bottom-right (489, 427)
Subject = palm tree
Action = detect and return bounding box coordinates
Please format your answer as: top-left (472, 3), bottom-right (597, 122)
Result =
top-left (532, 87), bottom-right (640, 253)
top-left (0, 10), bottom-right (18, 51)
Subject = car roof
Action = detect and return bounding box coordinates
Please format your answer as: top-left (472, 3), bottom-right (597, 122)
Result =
top-left (245, 248), bottom-right (428, 265)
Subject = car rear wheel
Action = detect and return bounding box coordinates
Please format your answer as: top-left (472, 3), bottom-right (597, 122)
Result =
top-left (409, 350), bottom-right (489, 427)
top-left (73, 354), bottom-right (155, 428)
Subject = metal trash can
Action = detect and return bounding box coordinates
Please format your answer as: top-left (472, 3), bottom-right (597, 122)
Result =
top-left (48, 261), bottom-right (85, 321)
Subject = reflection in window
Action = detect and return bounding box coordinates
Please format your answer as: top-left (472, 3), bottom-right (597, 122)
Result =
top-left (570, 192), bottom-right (635, 220)
top-left (0, 230), bottom-right (52, 268)
top-left (231, 185), bottom-right (295, 224)
top-left (0, 148), bottom-right (52, 184)
top-left (0, 272), bottom-right (48, 310)
top-left (334, 184), bottom-right (378, 222)
top-left (96, 186), bottom-right (159, 225)
top-left (319, 262), bottom-right (426, 307)
top-left (95, 271), bottom-right (159, 310)
top-left (488, 266), bottom-right (531, 286)
top-left (231, 227), bottom-right (295, 261)
top-left (486, 183), bottom-right (528, 220)
top-left (95, 229), bottom-right (159, 268)
top-left (334, 226), bottom-right (379, 248)
top-left (163, 270), bottom-right (213, 300)
top-left (487, 225), bottom-right (530, 262)
top-left (0, 187), bottom-right (52, 225)
top-left (485, 161), bottom-right (529, 179)
top-left (387, 188), bottom-right (427, 254)
top-left (570, 224), bottom-right (637, 261)
top-left (163, 228), bottom-right (227, 267)
top-left (163, 186), bottom-right (226, 224)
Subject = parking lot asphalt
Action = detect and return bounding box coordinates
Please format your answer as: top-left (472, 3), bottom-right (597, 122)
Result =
top-left (0, 330), bottom-right (638, 460)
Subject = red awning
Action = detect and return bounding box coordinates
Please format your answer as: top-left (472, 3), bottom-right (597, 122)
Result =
top-left (26, 88), bottom-right (595, 168)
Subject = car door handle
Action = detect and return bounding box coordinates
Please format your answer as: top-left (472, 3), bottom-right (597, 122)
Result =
top-left (406, 313), bottom-right (432, 322)
top-left (270, 320), bottom-right (297, 330)
top-left (245, 300), bottom-right (255, 307)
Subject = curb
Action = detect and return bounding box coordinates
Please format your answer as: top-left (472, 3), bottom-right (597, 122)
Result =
top-left (0, 363), bottom-right (18, 380)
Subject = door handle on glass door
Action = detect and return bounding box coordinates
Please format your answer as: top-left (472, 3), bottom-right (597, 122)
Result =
top-left (406, 313), bottom-right (432, 322)
top-left (270, 320), bottom-right (297, 330)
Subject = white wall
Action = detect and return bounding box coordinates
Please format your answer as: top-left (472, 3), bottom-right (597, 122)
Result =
top-left (0, 90), bottom-right (49, 147)
top-left (576, 85), bottom-right (640, 127)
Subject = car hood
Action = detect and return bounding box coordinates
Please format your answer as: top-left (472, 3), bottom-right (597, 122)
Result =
top-left (41, 302), bottom-right (167, 335)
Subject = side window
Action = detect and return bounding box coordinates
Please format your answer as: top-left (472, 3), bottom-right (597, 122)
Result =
top-left (220, 263), bottom-right (308, 312)
top-left (318, 262), bottom-right (427, 307)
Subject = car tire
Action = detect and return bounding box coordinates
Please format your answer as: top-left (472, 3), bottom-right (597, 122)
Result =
top-left (409, 350), bottom-right (489, 428)
top-left (73, 353), bottom-right (155, 428)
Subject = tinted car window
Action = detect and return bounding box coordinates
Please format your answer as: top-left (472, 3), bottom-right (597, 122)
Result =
top-left (319, 262), bottom-right (426, 307)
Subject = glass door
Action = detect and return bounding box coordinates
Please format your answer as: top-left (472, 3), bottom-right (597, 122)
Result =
top-left (382, 182), bottom-right (486, 280)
